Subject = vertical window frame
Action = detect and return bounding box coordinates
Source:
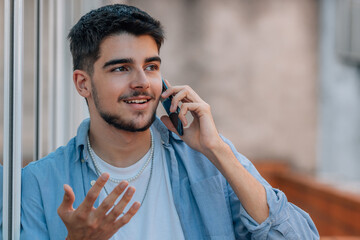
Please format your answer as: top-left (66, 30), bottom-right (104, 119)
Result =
top-left (3, 0), bottom-right (23, 239)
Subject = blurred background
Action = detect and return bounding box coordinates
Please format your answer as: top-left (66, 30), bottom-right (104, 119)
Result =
top-left (1, 0), bottom-right (360, 238)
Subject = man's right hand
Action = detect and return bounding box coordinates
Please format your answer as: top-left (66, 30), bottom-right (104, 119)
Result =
top-left (57, 173), bottom-right (140, 240)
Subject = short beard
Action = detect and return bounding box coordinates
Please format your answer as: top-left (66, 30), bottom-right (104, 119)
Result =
top-left (100, 111), bottom-right (156, 132)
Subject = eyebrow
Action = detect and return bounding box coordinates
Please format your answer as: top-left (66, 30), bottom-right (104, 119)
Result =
top-left (103, 58), bottom-right (133, 69)
top-left (102, 56), bottom-right (161, 69)
top-left (145, 56), bottom-right (162, 64)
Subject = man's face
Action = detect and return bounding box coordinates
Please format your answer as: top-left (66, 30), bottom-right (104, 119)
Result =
top-left (90, 33), bottom-right (162, 132)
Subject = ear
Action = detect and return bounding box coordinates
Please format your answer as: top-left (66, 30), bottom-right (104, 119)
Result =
top-left (73, 69), bottom-right (91, 98)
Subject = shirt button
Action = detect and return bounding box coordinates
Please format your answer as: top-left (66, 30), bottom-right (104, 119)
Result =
top-left (81, 159), bottom-right (85, 163)
top-left (90, 180), bottom-right (96, 186)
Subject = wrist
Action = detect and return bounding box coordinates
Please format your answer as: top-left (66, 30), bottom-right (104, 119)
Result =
top-left (203, 139), bottom-right (232, 167)
top-left (202, 134), bottom-right (225, 154)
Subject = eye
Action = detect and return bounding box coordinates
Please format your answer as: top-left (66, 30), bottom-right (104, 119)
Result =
top-left (145, 64), bottom-right (159, 71)
top-left (112, 66), bottom-right (129, 72)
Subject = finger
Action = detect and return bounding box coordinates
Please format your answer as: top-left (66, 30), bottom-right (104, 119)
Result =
top-left (161, 79), bottom-right (173, 98)
top-left (114, 201), bottom-right (141, 229)
top-left (182, 102), bottom-right (210, 117)
top-left (161, 84), bottom-right (181, 99)
top-left (80, 173), bottom-right (109, 211)
top-left (106, 186), bottom-right (136, 222)
top-left (163, 78), bottom-right (172, 87)
top-left (169, 89), bottom-right (188, 113)
top-left (95, 181), bottom-right (128, 218)
top-left (179, 102), bottom-right (212, 127)
top-left (58, 184), bottom-right (75, 215)
top-left (164, 85), bottom-right (202, 107)
top-left (161, 79), bottom-right (180, 99)
top-left (160, 115), bottom-right (179, 135)
top-left (178, 103), bottom-right (192, 127)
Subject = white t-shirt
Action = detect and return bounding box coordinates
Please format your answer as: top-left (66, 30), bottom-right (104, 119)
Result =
top-left (89, 136), bottom-right (185, 240)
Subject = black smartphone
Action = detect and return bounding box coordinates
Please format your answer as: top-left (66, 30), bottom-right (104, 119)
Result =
top-left (161, 79), bottom-right (184, 136)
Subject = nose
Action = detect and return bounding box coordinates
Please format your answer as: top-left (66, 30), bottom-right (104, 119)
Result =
top-left (130, 70), bottom-right (150, 89)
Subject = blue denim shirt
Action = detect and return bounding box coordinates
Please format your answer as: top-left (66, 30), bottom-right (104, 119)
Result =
top-left (21, 118), bottom-right (319, 239)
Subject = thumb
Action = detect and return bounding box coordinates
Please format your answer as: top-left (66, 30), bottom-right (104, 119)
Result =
top-left (58, 184), bottom-right (75, 213)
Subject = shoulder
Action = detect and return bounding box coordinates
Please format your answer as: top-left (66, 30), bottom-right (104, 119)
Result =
top-left (22, 137), bottom-right (79, 183)
top-left (21, 136), bottom-right (86, 210)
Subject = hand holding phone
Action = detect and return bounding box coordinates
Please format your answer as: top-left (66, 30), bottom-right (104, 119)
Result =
top-left (161, 79), bottom-right (184, 136)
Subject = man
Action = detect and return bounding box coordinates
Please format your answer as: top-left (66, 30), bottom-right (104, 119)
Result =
top-left (21, 4), bottom-right (319, 240)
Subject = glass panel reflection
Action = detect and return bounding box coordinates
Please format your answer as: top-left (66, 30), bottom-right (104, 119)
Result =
top-left (0, 0), bottom-right (4, 236)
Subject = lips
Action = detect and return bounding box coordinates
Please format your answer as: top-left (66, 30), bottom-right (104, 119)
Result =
top-left (121, 95), bottom-right (153, 112)
top-left (124, 99), bottom-right (149, 104)
top-left (123, 95), bottom-right (152, 104)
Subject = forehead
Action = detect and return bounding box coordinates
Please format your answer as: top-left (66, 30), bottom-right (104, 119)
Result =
top-left (97, 33), bottom-right (159, 62)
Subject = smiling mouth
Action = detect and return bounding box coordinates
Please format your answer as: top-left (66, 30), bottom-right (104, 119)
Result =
top-left (124, 99), bottom-right (150, 104)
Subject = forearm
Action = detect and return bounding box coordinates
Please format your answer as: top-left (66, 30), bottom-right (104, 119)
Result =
top-left (205, 141), bottom-right (269, 224)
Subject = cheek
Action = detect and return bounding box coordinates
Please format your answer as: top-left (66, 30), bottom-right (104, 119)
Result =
top-left (102, 80), bottom-right (127, 95)
top-left (152, 79), bottom-right (163, 97)
top-left (94, 84), bottom-right (123, 105)
top-left (155, 87), bottom-right (163, 100)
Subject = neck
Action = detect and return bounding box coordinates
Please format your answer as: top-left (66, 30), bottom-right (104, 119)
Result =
top-left (88, 116), bottom-right (152, 168)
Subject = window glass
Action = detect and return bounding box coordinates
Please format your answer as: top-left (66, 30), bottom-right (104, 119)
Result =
top-left (22, 0), bottom-right (36, 168)
top-left (0, 0), bottom-right (5, 236)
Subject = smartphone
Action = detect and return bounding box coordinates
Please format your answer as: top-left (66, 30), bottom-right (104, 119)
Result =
top-left (161, 79), bottom-right (184, 136)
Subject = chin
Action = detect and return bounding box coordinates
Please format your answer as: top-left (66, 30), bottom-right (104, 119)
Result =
top-left (100, 111), bottom-right (156, 132)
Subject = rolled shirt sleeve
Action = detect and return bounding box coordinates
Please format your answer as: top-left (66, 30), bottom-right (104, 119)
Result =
top-left (222, 136), bottom-right (320, 239)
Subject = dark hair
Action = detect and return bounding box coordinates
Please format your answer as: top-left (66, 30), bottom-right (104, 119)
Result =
top-left (68, 4), bottom-right (164, 75)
